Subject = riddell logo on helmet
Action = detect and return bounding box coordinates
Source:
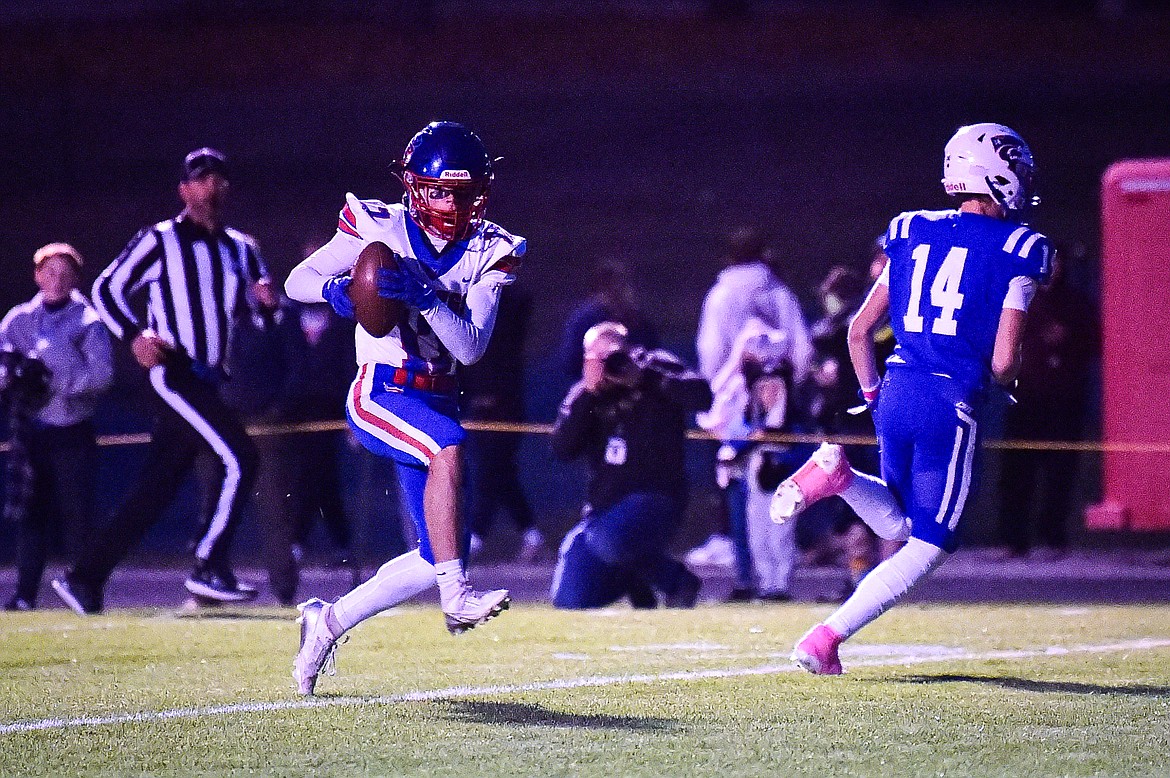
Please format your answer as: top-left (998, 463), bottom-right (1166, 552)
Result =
top-left (945, 181), bottom-right (968, 192)
top-left (439, 170), bottom-right (472, 181)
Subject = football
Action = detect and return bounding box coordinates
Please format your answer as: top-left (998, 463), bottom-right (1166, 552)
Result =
top-left (348, 241), bottom-right (405, 338)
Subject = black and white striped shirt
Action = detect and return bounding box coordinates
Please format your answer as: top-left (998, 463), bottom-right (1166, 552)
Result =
top-left (93, 214), bottom-right (268, 370)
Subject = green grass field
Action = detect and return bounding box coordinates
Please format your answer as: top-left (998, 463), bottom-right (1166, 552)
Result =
top-left (1, 603), bottom-right (1168, 776)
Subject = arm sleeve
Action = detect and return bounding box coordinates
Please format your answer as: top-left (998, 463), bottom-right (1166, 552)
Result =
top-left (66, 318), bottom-right (115, 397)
top-left (284, 231), bottom-right (360, 303)
top-left (550, 382), bottom-right (600, 461)
top-left (91, 228), bottom-right (163, 340)
top-left (420, 246), bottom-right (523, 366)
top-left (1002, 275), bottom-right (1038, 312)
top-left (420, 276), bottom-right (503, 365)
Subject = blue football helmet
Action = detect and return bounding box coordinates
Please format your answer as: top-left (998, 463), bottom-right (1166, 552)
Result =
top-left (942, 123), bottom-right (1038, 213)
top-left (399, 121), bottom-right (493, 241)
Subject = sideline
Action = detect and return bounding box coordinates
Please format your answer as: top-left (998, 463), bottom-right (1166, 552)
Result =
top-left (2, 638), bottom-right (1168, 735)
top-left (2, 418), bottom-right (1163, 454)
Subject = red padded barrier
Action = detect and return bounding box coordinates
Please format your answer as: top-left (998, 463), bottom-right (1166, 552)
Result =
top-left (1088, 159), bottom-right (1170, 531)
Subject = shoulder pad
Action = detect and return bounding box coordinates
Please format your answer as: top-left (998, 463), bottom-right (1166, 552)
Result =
top-left (487, 255), bottom-right (523, 275)
top-left (338, 197), bottom-right (394, 240)
top-left (337, 203), bottom-right (361, 238)
top-left (355, 198), bottom-right (393, 219)
top-left (480, 222), bottom-right (527, 257)
top-left (1002, 226), bottom-right (1054, 282)
top-left (883, 211), bottom-right (917, 246)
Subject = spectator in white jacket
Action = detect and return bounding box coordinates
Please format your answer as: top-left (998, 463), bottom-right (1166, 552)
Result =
top-left (689, 226), bottom-right (812, 601)
top-left (1, 243), bottom-right (113, 610)
top-left (696, 226), bottom-right (812, 385)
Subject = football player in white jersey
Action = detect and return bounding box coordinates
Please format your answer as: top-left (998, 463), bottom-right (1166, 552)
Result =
top-left (285, 121), bottom-right (525, 695)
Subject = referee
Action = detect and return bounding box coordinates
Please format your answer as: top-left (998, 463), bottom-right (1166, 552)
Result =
top-left (53, 148), bottom-right (277, 614)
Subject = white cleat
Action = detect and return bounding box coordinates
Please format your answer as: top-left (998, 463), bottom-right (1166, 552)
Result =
top-left (770, 443), bottom-right (854, 524)
top-left (443, 586), bottom-right (511, 636)
top-left (293, 598), bottom-right (344, 696)
top-left (515, 527), bottom-right (548, 565)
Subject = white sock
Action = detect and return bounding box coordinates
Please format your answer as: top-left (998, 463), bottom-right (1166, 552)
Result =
top-left (824, 537), bottom-right (947, 639)
top-left (331, 550), bottom-right (436, 633)
top-left (840, 470), bottom-right (913, 541)
top-left (433, 558), bottom-right (466, 609)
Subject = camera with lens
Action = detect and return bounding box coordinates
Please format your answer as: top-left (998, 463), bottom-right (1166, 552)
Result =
top-left (0, 351), bottom-right (51, 409)
top-left (601, 347), bottom-right (644, 388)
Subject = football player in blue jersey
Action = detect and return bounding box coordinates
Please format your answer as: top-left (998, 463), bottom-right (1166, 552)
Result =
top-left (770, 123), bottom-right (1053, 674)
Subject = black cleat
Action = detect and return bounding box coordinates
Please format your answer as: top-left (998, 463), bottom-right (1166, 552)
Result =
top-left (664, 569), bottom-right (702, 609)
top-left (51, 573), bottom-right (103, 615)
top-left (726, 586), bottom-right (757, 603)
top-left (185, 565), bottom-right (258, 603)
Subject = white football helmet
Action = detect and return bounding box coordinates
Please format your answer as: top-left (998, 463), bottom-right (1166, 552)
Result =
top-left (941, 123), bottom-right (1037, 213)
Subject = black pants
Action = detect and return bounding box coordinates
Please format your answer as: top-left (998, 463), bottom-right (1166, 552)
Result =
top-left (999, 405), bottom-right (1080, 554)
top-left (246, 426), bottom-right (354, 604)
top-left (74, 361), bottom-right (257, 586)
top-left (999, 447), bottom-right (1076, 554)
top-left (11, 421), bottom-right (97, 604)
top-left (552, 492), bottom-right (689, 609)
top-left (289, 428), bottom-right (351, 552)
top-left (465, 429), bottom-right (533, 538)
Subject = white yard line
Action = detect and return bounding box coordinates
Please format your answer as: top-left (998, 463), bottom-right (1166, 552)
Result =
top-left (608, 642), bottom-right (732, 652)
top-left (2, 638), bottom-right (1168, 735)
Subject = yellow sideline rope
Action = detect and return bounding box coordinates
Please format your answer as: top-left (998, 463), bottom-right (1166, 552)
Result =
top-left (3, 418), bottom-right (1164, 454)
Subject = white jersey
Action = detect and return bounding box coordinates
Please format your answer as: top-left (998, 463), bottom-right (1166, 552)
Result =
top-left (286, 193), bottom-right (525, 373)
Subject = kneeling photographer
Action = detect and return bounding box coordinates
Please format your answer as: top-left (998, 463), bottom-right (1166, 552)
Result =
top-left (1, 244), bottom-right (113, 610)
top-left (550, 322), bottom-right (712, 609)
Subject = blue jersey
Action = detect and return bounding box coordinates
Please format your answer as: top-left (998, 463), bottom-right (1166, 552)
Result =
top-left (880, 210), bottom-right (1052, 393)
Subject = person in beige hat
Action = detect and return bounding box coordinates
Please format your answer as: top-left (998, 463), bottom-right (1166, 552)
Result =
top-left (1, 243), bottom-right (113, 610)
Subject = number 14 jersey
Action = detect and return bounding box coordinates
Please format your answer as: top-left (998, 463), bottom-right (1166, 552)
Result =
top-left (879, 209), bottom-right (1053, 393)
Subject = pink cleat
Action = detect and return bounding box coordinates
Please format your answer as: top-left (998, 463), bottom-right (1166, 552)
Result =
top-left (791, 623), bottom-right (844, 675)
top-left (770, 443), bottom-right (854, 524)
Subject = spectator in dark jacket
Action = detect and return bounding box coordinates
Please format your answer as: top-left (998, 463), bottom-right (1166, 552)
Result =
top-left (550, 322), bottom-right (711, 609)
top-left (462, 282), bottom-right (544, 562)
top-left (558, 259), bottom-right (659, 381)
top-left (998, 246), bottom-right (1098, 558)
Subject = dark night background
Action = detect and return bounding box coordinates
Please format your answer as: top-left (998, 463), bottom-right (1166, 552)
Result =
top-left (1, 1), bottom-right (1167, 557)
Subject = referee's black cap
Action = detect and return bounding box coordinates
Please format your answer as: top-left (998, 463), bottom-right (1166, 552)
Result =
top-left (182, 147), bottom-right (230, 181)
